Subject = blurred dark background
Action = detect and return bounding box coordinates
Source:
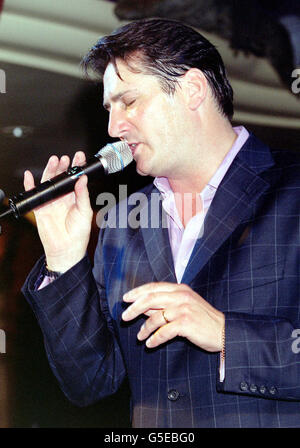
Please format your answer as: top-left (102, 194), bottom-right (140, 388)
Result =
top-left (0, 0), bottom-right (299, 428)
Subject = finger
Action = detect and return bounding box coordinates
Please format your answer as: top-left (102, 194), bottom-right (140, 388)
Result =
top-left (74, 175), bottom-right (93, 216)
top-left (122, 291), bottom-right (182, 321)
top-left (72, 151), bottom-right (86, 167)
top-left (40, 155), bottom-right (71, 184)
top-left (142, 309), bottom-right (164, 317)
top-left (24, 170), bottom-right (35, 191)
top-left (56, 155), bottom-right (70, 175)
top-left (146, 321), bottom-right (179, 348)
top-left (137, 304), bottom-right (184, 341)
top-left (40, 155), bottom-right (60, 183)
top-left (123, 282), bottom-right (188, 302)
top-left (137, 310), bottom-right (167, 341)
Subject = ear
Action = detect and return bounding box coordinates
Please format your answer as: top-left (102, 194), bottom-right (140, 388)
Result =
top-left (182, 68), bottom-right (208, 111)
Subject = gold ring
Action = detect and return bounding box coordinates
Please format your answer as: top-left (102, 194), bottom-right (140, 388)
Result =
top-left (162, 310), bottom-right (169, 324)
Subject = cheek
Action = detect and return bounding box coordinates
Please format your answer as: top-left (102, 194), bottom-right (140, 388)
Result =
top-left (131, 96), bottom-right (182, 144)
top-left (127, 106), bottom-right (149, 131)
top-left (159, 107), bottom-right (182, 143)
top-left (127, 103), bottom-right (139, 119)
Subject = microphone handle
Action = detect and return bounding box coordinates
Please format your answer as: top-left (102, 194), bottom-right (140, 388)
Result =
top-left (8, 156), bottom-right (106, 219)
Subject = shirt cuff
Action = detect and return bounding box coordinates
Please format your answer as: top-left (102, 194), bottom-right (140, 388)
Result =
top-left (38, 275), bottom-right (54, 290)
top-left (219, 353), bottom-right (225, 382)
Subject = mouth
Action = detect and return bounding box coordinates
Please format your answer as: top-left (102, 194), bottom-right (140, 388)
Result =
top-left (128, 143), bottom-right (140, 156)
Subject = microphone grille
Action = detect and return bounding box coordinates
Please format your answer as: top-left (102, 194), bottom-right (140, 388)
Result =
top-left (96, 141), bottom-right (133, 174)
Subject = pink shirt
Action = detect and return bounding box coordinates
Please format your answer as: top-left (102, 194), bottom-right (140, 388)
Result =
top-left (153, 126), bottom-right (249, 282)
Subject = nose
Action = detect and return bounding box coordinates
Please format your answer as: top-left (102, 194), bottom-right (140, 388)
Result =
top-left (108, 107), bottom-right (129, 138)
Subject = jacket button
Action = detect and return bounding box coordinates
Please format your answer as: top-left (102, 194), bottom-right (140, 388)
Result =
top-left (269, 386), bottom-right (277, 395)
top-left (168, 389), bottom-right (180, 401)
top-left (250, 384), bottom-right (257, 393)
top-left (240, 382), bottom-right (248, 391)
top-left (259, 385), bottom-right (266, 394)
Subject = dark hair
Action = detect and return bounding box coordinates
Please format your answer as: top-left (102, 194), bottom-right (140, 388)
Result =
top-left (81, 18), bottom-right (233, 119)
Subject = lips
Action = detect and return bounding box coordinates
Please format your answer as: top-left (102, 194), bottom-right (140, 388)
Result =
top-left (128, 143), bottom-right (139, 156)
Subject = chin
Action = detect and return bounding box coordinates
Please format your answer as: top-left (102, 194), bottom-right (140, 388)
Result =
top-left (136, 161), bottom-right (151, 177)
top-left (136, 168), bottom-right (150, 177)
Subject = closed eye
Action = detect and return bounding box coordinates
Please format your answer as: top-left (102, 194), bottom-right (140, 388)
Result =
top-left (124, 99), bottom-right (136, 108)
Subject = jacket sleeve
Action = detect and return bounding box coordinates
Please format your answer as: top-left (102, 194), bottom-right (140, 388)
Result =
top-left (21, 253), bottom-right (127, 407)
top-left (217, 311), bottom-right (300, 401)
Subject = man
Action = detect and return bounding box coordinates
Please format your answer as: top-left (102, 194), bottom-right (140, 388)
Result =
top-left (22, 19), bottom-right (300, 427)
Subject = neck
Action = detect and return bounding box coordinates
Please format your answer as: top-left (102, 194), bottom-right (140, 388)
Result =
top-left (169, 120), bottom-right (237, 195)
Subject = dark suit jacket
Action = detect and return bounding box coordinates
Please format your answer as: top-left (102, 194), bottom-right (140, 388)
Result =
top-left (22, 134), bottom-right (300, 427)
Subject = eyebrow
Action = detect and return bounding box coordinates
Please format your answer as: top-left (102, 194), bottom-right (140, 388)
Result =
top-left (103, 89), bottom-right (137, 110)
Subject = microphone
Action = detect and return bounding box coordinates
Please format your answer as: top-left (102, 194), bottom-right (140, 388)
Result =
top-left (0, 189), bottom-right (5, 204)
top-left (0, 141), bottom-right (132, 220)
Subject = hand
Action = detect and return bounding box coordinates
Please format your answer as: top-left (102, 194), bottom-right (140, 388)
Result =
top-left (23, 151), bottom-right (93, 272)
top-left (122, 282), bottom-right (225, 352)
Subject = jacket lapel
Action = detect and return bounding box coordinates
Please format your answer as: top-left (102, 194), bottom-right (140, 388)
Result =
top-left (140, 187), bottom-right (177, 283)
top-left (181, 134), bottom-right (276, 285)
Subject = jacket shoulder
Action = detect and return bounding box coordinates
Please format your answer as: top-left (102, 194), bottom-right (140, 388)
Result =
top-left (270, 148), bottom-right (300, 186)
